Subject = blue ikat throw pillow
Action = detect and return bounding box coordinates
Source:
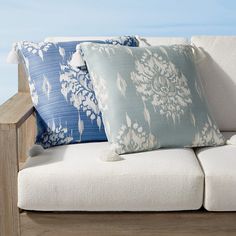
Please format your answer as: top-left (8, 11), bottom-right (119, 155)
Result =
top-left (80, 43), bottom-right (225, 154)
top-left (17, 36), bottom-right (138, 148)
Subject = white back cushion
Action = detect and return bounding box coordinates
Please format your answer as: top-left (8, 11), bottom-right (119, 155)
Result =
top-left (137, 36), bottom-right (188, 46)
top-left (44, 36), bottom-right (113, 42)
top-left (45, 36), bottom-right (189, 45)
top-left (191, 36), bottom-right (236, 131)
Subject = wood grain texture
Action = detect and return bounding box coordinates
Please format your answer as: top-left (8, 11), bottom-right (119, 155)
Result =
top-left (0, 93), bottom-right (33, 130)
top-left (18, 64), bottom-right (29, 93)
top-left (21, 211), bottom-right (236, 236)
top-left (0, 93), bottom-right (35, 236)
top-left (0, 127), bottom-right (20, 236)
top-left (18, 114), bottom-right (36, 163)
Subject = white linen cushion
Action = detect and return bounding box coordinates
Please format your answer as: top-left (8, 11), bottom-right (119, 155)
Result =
top-left (45, 36), bottom-right (189, 46)
top-left (44, 36), bottom-right (113, 42)
top-left (196, 132), bottom-right (236, 211)
top-left (137, 36), bottom-right (188, 46)
top-left (18, 142), bottom-right (204, 211)
top-left (191, 36), bottom-right (236, 131)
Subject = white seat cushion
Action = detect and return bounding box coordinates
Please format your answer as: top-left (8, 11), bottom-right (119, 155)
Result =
top-left (18, 142), bottom-right (204, 211)
top-left (191, 36), bottom-right (236, 131)
top-left (196, 133), bottom-right (236, 211)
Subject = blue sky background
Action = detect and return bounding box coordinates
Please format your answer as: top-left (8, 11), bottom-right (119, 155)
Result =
top-left (1, 0), bottom-right (236, 104)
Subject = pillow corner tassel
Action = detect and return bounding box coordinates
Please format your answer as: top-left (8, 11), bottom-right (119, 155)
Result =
top-left (226, 135), bottom-right (236, 146)
top-left (99, 145), bottom-right (124, 162)
top-left (6, 43), bottom-right (20, 64)
top-left (191, 44), bottom-right (207, 64)
top-left (69, 46), bottom-right (86, 69)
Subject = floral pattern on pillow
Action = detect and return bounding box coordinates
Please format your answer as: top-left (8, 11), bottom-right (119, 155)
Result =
top-left (80, 43), bottom-right (225, 154)
top-left (17, 36), bottom-right (138, 148)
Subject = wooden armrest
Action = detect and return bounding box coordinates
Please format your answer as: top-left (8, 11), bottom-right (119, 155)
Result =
top-left (0, 92), bottom-right (34, 130)
top-left (0, 93), bottom-right (34, 235)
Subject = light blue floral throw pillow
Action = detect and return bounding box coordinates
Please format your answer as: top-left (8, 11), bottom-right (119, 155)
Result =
top-left (80, 43), bottom-right (225, 154)
top-left (17, 36), bottom-right (138, 148)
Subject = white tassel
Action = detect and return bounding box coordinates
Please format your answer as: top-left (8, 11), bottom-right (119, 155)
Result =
top-left (135, 35), bottom-right (151, 47)
top-left (191, 45), bottom-right (207, 64)
top-left (27, 144), bottom-right (44, 157)
top-left (69, 46), bottom-right (86, 69)
top-left (100, 145), bottom-right (124, 162)
top-left (6, 43), bottom-right (20, 64)
top-left (226, 135), bottom-right (236, 145)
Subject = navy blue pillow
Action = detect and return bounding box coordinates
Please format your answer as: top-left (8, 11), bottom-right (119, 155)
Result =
top-left (18, 36), bottom-right (138, 148)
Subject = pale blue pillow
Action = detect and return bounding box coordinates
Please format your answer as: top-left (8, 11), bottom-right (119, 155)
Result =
top-left (80, 43), bottom-right (225, 154)
top-left (17, 36), bottom-right (138, 148)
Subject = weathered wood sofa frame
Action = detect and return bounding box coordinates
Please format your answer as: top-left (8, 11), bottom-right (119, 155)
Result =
top-left (1, 64), bottom-right (236, 236)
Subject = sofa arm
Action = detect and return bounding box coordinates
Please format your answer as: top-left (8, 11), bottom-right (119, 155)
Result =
top-left (0, 93), bottom-right (34, 130)
top-left (0, 93), bottom-right (34, 236)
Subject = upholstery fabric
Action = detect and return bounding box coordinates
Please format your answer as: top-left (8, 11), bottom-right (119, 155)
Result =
top-left (80, 43), bottom-right (225, 154)
top-left (17, 36), bottom-right (138, 148)
top-left (196, 135), bottom-right (236, 211)
top-left (45, 36), bottom-right (188, 46)
top-left (137, 36), bottom-right (189, 46)
top-left (18, 142), bottom-right (204, 211)
top-left (191, 36), bottom-right (236, 131)
top-left (45, 36), bottom-right (115, 42)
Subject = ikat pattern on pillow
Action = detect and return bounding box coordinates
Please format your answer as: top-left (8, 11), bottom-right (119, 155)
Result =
top-left (80, 43), bottom-right (225, 154)
top-left (17, 36), bottom-right (138, 148)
